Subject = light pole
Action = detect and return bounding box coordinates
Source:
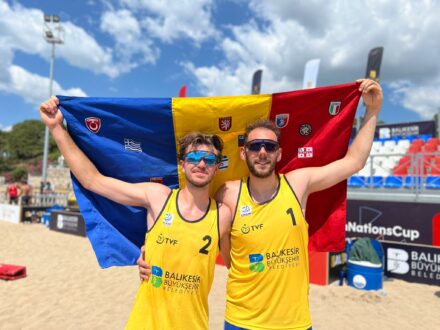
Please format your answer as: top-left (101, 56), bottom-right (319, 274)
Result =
top-left (42, 14), bottom-right (64, 188)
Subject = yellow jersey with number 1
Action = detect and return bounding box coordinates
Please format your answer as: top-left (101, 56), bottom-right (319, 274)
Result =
top-left (225, 174), bottom-right (312, 330)
top-left (126, 189), bottom-right (219, 330)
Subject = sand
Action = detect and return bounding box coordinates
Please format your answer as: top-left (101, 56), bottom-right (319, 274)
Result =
top-left (1, 221), bottom-right (439, 330)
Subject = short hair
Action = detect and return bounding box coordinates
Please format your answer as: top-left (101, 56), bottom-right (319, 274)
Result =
top-left (179, 132), bottom-right (224, 161)
top-left (244, 119), bottom-right (281, 143)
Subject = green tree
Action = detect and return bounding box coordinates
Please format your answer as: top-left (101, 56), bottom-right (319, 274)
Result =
top-left (12, 166), bottom-right (27, 181)
top-left (6, 120), bottom-right (57, 160)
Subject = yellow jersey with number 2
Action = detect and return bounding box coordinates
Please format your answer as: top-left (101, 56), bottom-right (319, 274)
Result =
top-left (126, 189), bottom-right (219, 330)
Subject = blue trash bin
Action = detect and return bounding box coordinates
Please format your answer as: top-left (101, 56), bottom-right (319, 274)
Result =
top-left (346, 238), bottom-right (384, 290)
top-left (347, 261), bottom-right (383, 290)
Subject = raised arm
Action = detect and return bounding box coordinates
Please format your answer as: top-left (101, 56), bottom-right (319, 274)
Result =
top-left (286, 79), bottom-right (382, 199)
top-left (39, 96), bottom-right (170, 208)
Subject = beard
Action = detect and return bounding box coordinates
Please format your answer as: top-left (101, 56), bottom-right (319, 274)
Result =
top-left (245, 154), bottom-right (276, 178)
top-left (184, 170), bottom-right (215, 188)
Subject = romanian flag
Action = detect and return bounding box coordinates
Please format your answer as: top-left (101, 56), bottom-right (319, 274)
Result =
top-left (59, 82), bottom-right (361, 268)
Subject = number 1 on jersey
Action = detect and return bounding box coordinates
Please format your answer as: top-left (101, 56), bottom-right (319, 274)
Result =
top-left (286, 208), bottom-right (296, 226)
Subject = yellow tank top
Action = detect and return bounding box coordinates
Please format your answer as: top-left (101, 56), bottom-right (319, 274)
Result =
top-left (126, 189), bottom-right (219, 330)
top-left (225, 175), bottom-right (312, 329)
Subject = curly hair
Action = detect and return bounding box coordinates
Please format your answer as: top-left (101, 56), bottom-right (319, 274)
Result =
top-left (178, 132), bottom-right (224, 162)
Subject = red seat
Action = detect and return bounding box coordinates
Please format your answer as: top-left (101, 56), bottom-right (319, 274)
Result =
top-left (399, 156), bottom-right (411, 165)
top-left (393, 165), bottom-right (408, 175)
top-left (424, 144), bottom-right (437, 152)
top-left (408, 145), bottom-right (422, 153)
top-left (412, 139), bottom-right (425, 146)
top-left (426, 137), bottom-right (440, 146)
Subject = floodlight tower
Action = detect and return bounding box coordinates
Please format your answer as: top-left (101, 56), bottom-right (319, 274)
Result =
top-left (42, 14), bottom-right (64, 186)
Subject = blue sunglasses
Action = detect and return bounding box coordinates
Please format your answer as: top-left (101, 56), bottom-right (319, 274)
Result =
top-left (185, 150), bottom-right (218, 166)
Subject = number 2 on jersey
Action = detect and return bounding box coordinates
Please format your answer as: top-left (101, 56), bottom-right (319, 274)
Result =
top-left (199, 235), bottom-right (212, 254)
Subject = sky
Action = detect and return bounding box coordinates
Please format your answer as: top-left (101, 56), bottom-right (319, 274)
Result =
top-left (1, 0), bottom-right (439, 132)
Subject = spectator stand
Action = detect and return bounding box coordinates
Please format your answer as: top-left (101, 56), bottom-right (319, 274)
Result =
top-left (348, 135), bottom-right (440, 203)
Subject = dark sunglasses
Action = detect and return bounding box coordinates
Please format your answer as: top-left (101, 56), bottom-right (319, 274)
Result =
top-left (245, 139), bottom-right (279, 153)
top-left (184, 150), bottom-right (218, 166)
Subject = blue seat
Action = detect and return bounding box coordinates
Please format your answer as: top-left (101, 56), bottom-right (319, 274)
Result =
top-left (419, 134), bottom-right (432, 142)
top-left (384, 176), bottom-right (403, 188)
top-left (348, 176), bottom-right (366, 188)
top-left (366, 176), bottom-right (384, 188)
top-left (426, 176), bottom-right (440, 189)
top-left (407, 136), bottom-right (417, 143)
top-left (404, 176), bottom-right (423, 189)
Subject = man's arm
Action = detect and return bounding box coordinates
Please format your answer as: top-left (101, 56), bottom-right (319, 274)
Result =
top-left (40, 96), bottom-right (170, 208)
top-left (218, 203), bottom-right (232, 268)
top-left (214, 180), bottom-right (241, 215)
top-left (286, 79), bottom-right (382, 199)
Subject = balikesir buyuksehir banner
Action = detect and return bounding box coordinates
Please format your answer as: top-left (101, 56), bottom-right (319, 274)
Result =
top-left (58, 82), bottom-right (361, 268)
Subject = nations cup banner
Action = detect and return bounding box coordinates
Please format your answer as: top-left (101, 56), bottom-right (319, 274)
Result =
top-left (346, 200), bottom-right (439, 246)
top-left (59, 82), bottom-right (360, 268)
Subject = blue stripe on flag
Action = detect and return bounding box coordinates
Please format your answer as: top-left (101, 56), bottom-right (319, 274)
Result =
top-left (58, 96), bottom-right (178, 268)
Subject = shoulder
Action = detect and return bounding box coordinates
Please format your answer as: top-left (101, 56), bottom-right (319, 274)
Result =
top-left (142, 183), bottom-right (173, 211)
top-left (215, 179), bottom-right (242, 207)
top-left (217, 203), bottom-right (232, 236)
top-left (218, 203), bottom-right (232, 223)
top-left (283, 170), bottom-right (309, 205)
top-left (215, 179), bottom-right (241, 199)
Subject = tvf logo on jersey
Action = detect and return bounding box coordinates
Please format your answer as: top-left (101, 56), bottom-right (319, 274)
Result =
top-left (156, 233), bottom-right (178, 245)
top-left (241, 223), bottom-right (264, 234)
top-left (249, 254), bottom-right (265, 273)
top-left (151, 266), bottom-right (163, 288)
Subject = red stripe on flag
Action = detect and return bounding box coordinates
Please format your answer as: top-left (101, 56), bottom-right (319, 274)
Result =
top-left (271, 82), bottom-right (360, 252)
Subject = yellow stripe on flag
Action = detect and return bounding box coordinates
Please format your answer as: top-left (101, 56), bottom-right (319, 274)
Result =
top-left (172, 95), bottom-right (272, 194)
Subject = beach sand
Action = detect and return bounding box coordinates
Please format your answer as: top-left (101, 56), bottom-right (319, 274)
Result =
top-left (1, 221), bottom-right (439, 329)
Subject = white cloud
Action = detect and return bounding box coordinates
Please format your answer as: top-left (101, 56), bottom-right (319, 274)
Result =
top-left (389, 79), bottom-right (440, 119)
top-left (0, 1), bottom-right (158, 81)
top-left (0, 65), bottom-right (86, 105)
top-left (100, 9), bottom-right (159, 70)
top-left (120, 0), bottom-right (219, 44)
top-left (0, 0), bottom-right (160, 112)
top-left (186, 0), bottom-right (440, 119)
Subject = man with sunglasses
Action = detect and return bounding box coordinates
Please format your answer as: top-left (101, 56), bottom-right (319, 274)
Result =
top-left (39, 97), bottom-right (232, 329)
top-left (215, 78), bottom-right (382, 330)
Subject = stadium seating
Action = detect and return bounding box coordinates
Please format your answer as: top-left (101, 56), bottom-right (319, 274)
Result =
top-left (348, 176), bottom-right (366, 188)
top-left (403, 176), bottom-right (423, 189)
top-left (384, 176), bottom-right (403, 188)
top-left (426, 176), bottom-right (440, 189)
top-left (350, 135), bottom-right (440, 190)
top-left (366, 176), bottom-right (384, 188)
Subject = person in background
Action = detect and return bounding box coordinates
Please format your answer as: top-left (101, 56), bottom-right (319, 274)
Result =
top-left (20, 180), bottom-right (32, 206)
top-left (7, 181), bottom-right (19, 205)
